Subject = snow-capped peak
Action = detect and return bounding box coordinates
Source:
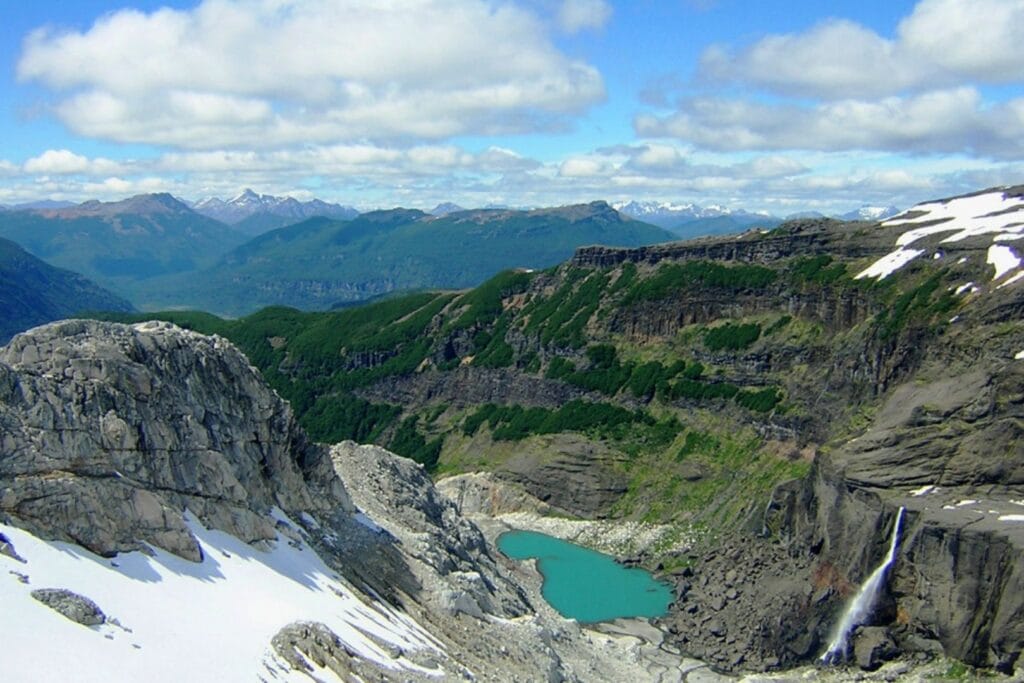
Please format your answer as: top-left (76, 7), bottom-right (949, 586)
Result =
top-left (191, 190), bottom-right (358, 226)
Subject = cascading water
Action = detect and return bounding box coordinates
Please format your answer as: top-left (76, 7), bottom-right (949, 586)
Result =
top-left (820, 506), bottom-right (906, 665)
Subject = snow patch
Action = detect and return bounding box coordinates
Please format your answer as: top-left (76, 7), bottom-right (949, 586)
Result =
top-left (855, 248), bottom-right (924, 280)
top-left (999, 515), bottom-right (1024, 522)
top-left (858, 190), bottom-right (1024, 280)
top-left (987, 244), bottom-right (1021, 280)
top-left (998, 272), bottom-right (1024, 289)
top-left (0, 514), bottom-right (444, 682)
top-left (886, 191), bottom-right (1024, 246)
top-left (954, 282), bottom-right (975, 296)
top-left (1015, 351), bottom-right (1024, 360)
top-left (909, 485), bottom-right (936, 497)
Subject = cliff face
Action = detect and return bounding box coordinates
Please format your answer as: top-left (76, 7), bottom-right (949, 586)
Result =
top-left (659, 284), bottom-right (1024, 673)
top-left (0, 319), bottom-right (346, 561)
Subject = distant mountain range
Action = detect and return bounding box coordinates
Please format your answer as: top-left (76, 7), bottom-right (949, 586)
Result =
top-left (0, 189), bottom-right (905, 317)
top-left (133, 201), bottom-right (676, 315)
top-left (191, 189), bottom-right (359, 235)
top-left (0, 193), bottom-right (245, 301)
top-left (613, 200), bottom-right (901, 237)
top-left (0, 236), bottom-right (134, 343)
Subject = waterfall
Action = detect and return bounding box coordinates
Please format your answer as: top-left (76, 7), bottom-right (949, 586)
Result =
top-left (820, 506), bottom-right (906, 665)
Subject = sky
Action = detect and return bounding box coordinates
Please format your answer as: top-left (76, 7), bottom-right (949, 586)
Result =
top-left (0, 0), bottom-right (1022, 214)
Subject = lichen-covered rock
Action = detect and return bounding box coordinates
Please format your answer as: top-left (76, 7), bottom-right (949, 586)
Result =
top-left (0, 320), bottom-right (351, 560)
top-left (31, 588), bottom-right (106, 626)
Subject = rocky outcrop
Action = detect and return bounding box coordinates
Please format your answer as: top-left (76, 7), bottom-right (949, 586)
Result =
top-left (271, 622), bottom-right (355, 679)
top-left (329, 441), bottom-right (532, 619)
top-left (0, 320), bottom-right (350, 561)
top-left (31, 588), bottom-right (106, 626)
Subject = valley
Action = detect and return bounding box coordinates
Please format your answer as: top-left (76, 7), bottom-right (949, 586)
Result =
top-left (84, 187), bottom-right (1024, 674)
top-left (1, 183), bottom-right (1022, 680)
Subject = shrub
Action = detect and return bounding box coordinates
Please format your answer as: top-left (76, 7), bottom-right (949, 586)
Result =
top-left (704, 323), bottom-right (762, 351)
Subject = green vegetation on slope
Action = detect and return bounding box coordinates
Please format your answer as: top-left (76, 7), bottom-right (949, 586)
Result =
top-left (131, 203), bottom-right (675, 315)
top-left (0, 237), bottom-right (134, 344)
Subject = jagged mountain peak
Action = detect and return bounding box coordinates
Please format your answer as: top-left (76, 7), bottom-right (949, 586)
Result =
top-left (192, 189), bottom-right (358, 227)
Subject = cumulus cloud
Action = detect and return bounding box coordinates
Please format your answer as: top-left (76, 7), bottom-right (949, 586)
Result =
top-left (698, 0), bottom-right (1024, 98)
top-left (23, 149), bottom-right (125, 175)
top-left (18, 0), bottom-right (605, 148)
top-left (558, 0), bottom-right (613, 33)
top-left (648, 0), bottom-right (1024, 160)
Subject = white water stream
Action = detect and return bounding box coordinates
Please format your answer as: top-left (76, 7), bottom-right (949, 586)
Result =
top-left (820, 506), bottom-right (906, 664)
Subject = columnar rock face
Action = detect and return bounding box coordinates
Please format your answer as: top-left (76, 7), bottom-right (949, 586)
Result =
top-left (0, 319), bottom-right (350, 561)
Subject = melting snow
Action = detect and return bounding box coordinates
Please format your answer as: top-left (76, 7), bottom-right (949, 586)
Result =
top-left (858, 190), bottom-right (1024, 280)
top-left (988, 244), bottom-right (1022, 280)
top-left (954, 282), bottom-right (975, 296)
top-left (909, 485), bottom-right (937, 497)
top-left (995, 232), bottom-right (1024, 242)
top-left (0, 514), bottom-right (444, 682)
top-left (887, 191), bottom-right (1024, 246)
top-left (999, 515), bottom-right (1024, 522)
top-left (855, 248), bottom-right (924, 280)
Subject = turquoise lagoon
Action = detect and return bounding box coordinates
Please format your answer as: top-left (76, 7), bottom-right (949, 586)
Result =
top-left (497, 530), bottom-right (672, 623)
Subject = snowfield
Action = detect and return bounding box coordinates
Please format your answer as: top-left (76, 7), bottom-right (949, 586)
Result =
top-left (857, 189), bottom-right (1024, 282)
top-left (0, 512), bottom-right (444, 682)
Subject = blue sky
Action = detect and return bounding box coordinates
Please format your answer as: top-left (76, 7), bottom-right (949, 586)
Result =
top-left (0, 0), bottom-right (1021, 213)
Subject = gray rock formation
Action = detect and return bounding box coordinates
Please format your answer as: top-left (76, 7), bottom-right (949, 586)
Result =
top-left (436, 471), bottom-right (555, 516)
top-left (0, 319), bottom-right (350, 561)
top-left (31, 588), bottom-right (106, 626)
top-left (271, 621), bottom-right (354, 679)
top-left (329, 441), bottom-right (532, 619)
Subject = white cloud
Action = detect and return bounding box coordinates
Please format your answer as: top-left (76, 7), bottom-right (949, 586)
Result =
top-left (637, 88), bottom-right (1024, 159)
top-left (18, 0), bottom-right (605, 148)
top-left (698, 0), bottom-right (1024, 99)
top-left (23, 149), bottom-right (124, 175)
top-left (898, 0), bottom-right (1024, 82)
top-left (558, 0), bottom-right (612, 33)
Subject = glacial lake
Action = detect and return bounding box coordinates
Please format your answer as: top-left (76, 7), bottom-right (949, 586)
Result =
top-left (497, 530), bottom-right (673, 623)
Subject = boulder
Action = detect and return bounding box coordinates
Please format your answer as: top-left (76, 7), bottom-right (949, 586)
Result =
top-left (854, 626), bottom-right (897, 671)
top-left (31, 588), bottom-right (106, 626)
